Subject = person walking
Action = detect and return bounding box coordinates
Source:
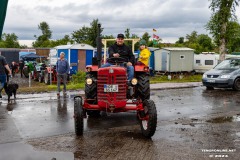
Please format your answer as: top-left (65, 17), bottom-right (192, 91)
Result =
top-left (10, 61), bottom-right (17, 77)
top-left (56, 52), bottom-right (69, 98)
top-left (0, 55), bottom-right (12, 98)
top-left (19, 60), bottom-right (24, 78)
top-left (101, 33), bottom-right (135, 81)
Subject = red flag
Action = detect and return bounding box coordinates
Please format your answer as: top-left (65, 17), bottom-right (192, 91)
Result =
top-left (153, 34), bottom-right (159, 40)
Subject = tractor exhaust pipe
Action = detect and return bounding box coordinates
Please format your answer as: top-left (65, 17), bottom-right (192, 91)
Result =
top-left (96, 24), bottom-right (102, 68)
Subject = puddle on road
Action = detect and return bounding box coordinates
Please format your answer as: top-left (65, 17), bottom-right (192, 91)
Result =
top-left (0, 142), bottom-right (73, 160)
top-left (206, 115), bottom-right (240, 123)
top-left (153, 123), bottom-right (197, 142)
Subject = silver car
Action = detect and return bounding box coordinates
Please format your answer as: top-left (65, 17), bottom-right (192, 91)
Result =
top-left (202, 58), bottom-right (240, 90)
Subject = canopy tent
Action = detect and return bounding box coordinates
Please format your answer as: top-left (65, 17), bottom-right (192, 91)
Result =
top-left (0, 0), bottom-right (8, 37)
top-left (20, 53), bottom-right (45, 61)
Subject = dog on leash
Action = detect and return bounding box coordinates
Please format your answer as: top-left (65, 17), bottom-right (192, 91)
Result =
top-left (4, 83), bottom-right (19, 102)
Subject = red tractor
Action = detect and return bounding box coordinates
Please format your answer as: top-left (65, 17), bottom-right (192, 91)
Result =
top-left (74, 25), bottom-right (157, 138)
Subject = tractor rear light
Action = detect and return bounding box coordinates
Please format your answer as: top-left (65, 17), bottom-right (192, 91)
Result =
top-left (131, 78), bottom-right (138, 85)
top-left (86, 78), bottom-right (93, 85)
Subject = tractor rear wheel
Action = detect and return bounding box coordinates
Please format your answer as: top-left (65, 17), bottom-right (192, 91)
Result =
top-left (139, 99), bottom-right (157, 138)
top-left (74, 97), bottom-right (84, 136)
top-left (136, 73), bottom-right (150, 101)
top-left (85, 73), bottom-right (97, 100)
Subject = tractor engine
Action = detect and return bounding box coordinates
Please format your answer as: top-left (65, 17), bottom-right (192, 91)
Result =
top-left (97, 67), bottom-right (127, 112)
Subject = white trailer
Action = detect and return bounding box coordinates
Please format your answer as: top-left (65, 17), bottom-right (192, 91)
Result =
top-left (193, 54), bottom-right (218, 73)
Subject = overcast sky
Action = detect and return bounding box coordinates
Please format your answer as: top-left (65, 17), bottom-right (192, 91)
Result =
top-left (3, 0), bottom-right (240, 46)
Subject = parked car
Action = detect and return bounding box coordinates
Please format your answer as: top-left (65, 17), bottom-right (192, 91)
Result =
top-left (202, 58), bottom-right (240, 90)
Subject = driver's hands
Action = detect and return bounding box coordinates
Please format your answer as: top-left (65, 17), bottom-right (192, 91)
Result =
top-left (127, 62), bottom-right (132, 66)
top-left (113, 53), bottom-right (120, 57)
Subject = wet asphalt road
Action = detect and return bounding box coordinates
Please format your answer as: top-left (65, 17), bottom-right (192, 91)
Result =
top-left (0, 86), bottom-right (240, 160)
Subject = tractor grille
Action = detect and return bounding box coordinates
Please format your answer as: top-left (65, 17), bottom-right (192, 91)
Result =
top-left (98, 74), bottom-right (126, 101)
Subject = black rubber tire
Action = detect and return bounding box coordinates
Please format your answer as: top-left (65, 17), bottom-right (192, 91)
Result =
top-left (74, 97), bottom-right (84, 136)
top-left (206, 86), bottom-right (214, 90)
top-left (232, 77), bottom-right (240, 91)
top-left (85, 73), bottom-right (97, 100)
top-left (140, 99), bottom-right (157, 138)
top-left (136, 73), bottom-right (150, 101)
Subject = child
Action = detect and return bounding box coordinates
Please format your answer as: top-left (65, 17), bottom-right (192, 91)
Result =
top-left (137, 39), bottom-right (151, 66)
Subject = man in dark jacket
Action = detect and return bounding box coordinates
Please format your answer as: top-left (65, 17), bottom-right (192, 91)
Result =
top-left (101, 33), bottom-right (135, 80)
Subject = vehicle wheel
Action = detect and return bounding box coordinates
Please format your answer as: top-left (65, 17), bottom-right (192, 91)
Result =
top-left (74, 97), bottom-right (83, 136)
top-left (232, 77), bottom-right (240, 91)
top-left (139, 99), bottom-right (157, 138)
top-left (85, 73), bottom-right (97, 101)
top-left (135, 73), bottom-right (150, 101)
top-left (44, 73), bottom-right (50, 85)
top-left (206, 86), bottom-right (214, 90)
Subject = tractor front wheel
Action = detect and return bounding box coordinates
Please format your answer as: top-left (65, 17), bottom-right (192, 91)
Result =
top-left (139, 99), bottom-right (157, 138)
top-left (74, 97), bottom-right (84, 136)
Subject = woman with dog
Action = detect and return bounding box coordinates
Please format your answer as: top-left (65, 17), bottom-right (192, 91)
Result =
top-left (0, 55), bottom-right (12, 98)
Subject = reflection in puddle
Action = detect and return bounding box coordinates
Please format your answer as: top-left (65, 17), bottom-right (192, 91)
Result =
top-left (236, 132), bottom-right (240, 137)
top-left (0, 142), bottom-right (73, 160)
top-left (206, 115), bottom-right (240, 123)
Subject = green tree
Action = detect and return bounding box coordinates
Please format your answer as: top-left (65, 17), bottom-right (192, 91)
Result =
top-left (176, 37), bottom-right (184, 44)
top-left (33, 21), bottom-right (52, 47)
top-left (0, 33), bottom-right (20, 48)
top-left (52, 35), bottom-right (74, 46)
top-left (225, 21), bottom-right (240, 52)
top-left (71, 19), bottom-right (103, 47)
top-left (142, 32), bottom-right (151, 45)
top-left (186, 31), bottom-right (198, 44)
top-left (206, 0), bottom-right (239, 61)
top-left (197, 34), bottom-right (215, 52)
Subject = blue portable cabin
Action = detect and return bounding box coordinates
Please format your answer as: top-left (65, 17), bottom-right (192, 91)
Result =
top-left (55, 43), bottom-right (95, 75)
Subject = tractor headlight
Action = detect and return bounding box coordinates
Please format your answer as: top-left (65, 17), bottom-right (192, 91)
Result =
top-left (131, 78), bottom-right (138, 85)
top-left (86, 78), bottom-right (93, 85)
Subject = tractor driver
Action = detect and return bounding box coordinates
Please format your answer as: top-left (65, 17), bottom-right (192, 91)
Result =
top-left (101, 33), bottom-right (135, 81)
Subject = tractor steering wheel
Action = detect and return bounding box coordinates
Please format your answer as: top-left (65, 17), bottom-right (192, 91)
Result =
top-left (107, 57), bottom-right (126, 65)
